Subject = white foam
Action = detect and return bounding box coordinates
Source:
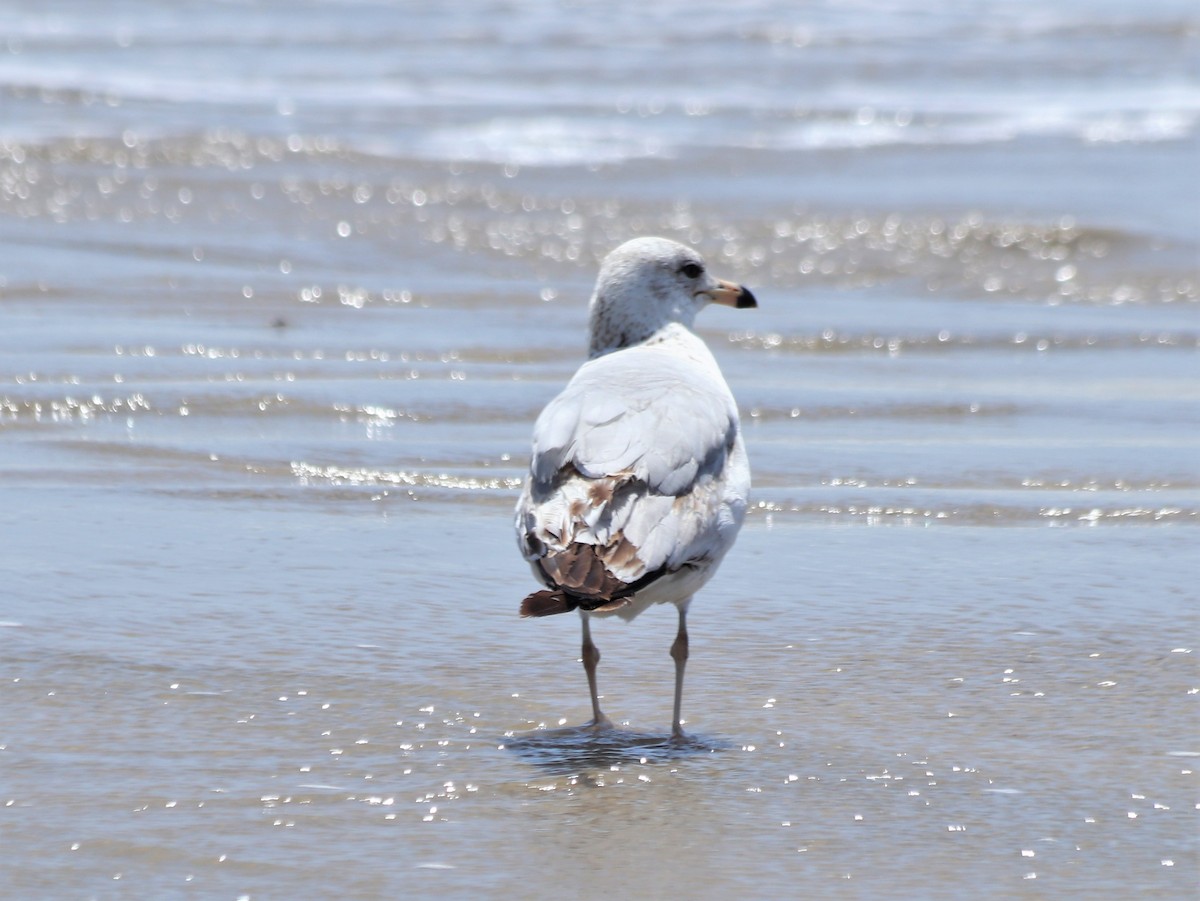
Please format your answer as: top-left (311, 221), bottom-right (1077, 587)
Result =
top-left (415, 116), bottom-right (676, 167)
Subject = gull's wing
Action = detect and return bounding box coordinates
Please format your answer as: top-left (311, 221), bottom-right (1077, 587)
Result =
top-left (516, 335), bottom-right (749, 605)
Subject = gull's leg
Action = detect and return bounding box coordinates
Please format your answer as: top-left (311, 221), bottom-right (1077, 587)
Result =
top-left (670, 604), bottom-right (690, 739)
top-left (581, 613), bottom-right (611, 730)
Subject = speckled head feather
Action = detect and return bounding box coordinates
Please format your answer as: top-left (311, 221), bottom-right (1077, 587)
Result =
top-left (586, 237), bottom-right (753, 358)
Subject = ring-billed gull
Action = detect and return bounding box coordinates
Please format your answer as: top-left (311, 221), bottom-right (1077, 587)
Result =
top-left (514, 236), bottom-right (755, 739)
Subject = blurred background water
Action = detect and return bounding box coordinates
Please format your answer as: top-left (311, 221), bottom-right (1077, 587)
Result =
top-left (1, 1), bottom-right (1197, 898)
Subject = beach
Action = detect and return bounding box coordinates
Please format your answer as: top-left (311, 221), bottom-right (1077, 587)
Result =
top-left (1, 1), bottom-right (1197, 897)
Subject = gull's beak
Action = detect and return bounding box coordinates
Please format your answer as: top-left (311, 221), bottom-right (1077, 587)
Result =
top-left (703, 278), bottom-right (758, 309)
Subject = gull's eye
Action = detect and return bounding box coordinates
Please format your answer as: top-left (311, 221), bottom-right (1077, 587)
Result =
top-left (679, 262), bottom-right (704, 279)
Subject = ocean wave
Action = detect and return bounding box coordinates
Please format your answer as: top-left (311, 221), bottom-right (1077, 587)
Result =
top-left (412, 117), bottom-right (677, 168)
top-left (389, 107), bottom-right (1200, 168)
top-left (3, 35), bottom-right (1197, 160)
top-left (753, 107), bottom-right (1197, 151)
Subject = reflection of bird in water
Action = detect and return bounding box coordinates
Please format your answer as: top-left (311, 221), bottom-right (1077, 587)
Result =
top-left (514, 236), bottom-right (755, 739)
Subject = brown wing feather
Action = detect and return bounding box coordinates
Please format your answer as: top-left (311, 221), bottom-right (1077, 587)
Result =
top-left (519, 465), bottom-right (686, 617)
top-left (538, 544), bottom-right (631, 600)
top-left (519, 542), bottom-right (675, 618)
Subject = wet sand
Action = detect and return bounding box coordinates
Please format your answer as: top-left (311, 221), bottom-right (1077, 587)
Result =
top-left (2, 496), bottom-right (1196, 898)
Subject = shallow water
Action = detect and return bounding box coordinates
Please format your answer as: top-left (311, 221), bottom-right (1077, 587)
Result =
top-left (2, 1), bottom-right (1198, 898)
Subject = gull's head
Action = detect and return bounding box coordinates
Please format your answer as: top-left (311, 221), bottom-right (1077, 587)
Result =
top-left (587, 237), bottom-right (756, 358)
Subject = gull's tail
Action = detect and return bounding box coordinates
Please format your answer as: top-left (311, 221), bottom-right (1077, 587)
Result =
top-left (519, 589), bottom-right (630, 618)
top-left (519, 589), bottom-right (575, 617)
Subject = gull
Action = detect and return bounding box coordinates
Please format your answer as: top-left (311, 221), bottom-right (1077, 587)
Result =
top-left (514, 236), bottom-right (755, 739)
